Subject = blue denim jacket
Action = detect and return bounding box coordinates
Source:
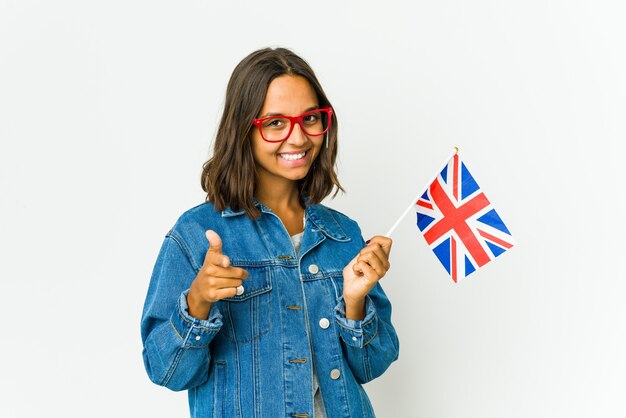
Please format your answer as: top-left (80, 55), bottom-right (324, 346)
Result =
top-left (141, 201), bottom-right (399, 418)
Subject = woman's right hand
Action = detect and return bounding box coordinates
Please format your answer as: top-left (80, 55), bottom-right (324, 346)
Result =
top-left (186, 230), bottom-right (249, 320)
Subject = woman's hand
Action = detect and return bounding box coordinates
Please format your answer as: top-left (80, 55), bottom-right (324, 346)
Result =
top-left (186, 230), bottom-right (249, 320)
top-left (342, 236), bottom-right (392, 320)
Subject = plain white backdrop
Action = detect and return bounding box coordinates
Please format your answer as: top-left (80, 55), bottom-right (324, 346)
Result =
top-left (1, 1), bottom-right (625, 417)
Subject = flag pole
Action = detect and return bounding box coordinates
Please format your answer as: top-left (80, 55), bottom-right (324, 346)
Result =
top-left (384, 147), bottom-right (459, 238)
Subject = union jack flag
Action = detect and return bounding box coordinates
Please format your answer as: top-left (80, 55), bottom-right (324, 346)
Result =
top-left (416, 153), bottom-right (514, 282)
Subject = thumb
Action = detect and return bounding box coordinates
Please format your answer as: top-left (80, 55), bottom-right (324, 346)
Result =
top-left (205, 230), bottom-right (223, 254)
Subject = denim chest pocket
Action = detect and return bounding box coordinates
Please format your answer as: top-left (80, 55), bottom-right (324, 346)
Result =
top-left (221, 261), bottom-right (272, 343)
top-left (328, 270), bottom-right (345, 302)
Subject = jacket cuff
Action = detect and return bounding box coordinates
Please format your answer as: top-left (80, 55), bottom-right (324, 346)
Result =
top-left (169, 290), bottom-right (223, 348)
top-left (333, 296), bottom-right (378, 348)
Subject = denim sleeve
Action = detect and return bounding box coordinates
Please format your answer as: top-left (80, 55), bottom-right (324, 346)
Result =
top-left (333, 283), bottom-right (400, 384)
top-left (140, 235), bottom-right (223, 391)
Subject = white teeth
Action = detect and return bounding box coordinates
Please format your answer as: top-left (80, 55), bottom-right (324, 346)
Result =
top-left (279, 152), bottom-right (306, 161)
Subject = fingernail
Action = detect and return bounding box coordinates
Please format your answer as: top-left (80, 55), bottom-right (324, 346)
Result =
top-left (366, 240), bottom-right (371, 244)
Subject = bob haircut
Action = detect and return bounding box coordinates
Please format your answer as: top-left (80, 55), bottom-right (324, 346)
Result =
top-left (201, 47), bottom-right (343, 219)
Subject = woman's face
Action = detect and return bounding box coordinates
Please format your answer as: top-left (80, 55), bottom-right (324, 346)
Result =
top-left (251, 75), bottom-right (323, 189)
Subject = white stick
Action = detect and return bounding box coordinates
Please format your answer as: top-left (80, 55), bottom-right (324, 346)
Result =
top-left (384, 147), bottom-right (459, 238)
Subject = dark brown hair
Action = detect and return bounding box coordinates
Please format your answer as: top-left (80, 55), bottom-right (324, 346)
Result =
top-left (201, 47), bottom-right (343, 218)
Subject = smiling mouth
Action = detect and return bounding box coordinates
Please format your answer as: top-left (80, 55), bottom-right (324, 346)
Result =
top-left (278, 151), bottom-right (307, 161)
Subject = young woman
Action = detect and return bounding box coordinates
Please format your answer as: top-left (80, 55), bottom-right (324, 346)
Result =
top-left (141, 47), bottom-right (399, 418)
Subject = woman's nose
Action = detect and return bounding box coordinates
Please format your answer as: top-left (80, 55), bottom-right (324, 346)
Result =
top-left (286, 122), bottom-right (307, 145)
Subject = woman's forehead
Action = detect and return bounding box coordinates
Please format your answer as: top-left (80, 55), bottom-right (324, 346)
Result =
top-left (260, 75), bottom-right (319, 115)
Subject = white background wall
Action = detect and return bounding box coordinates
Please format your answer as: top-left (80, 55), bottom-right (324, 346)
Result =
top-left (1, 1), bottom-right (625, 417)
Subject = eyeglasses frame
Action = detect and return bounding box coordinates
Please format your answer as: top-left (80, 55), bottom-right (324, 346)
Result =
top-left (252, 107), bottom-right (334, 143)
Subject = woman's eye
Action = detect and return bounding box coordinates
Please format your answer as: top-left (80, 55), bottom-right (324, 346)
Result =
top-left (264, 118), bottom-right (284, 128)
top-left (303, 113), bottom-right (320, 124)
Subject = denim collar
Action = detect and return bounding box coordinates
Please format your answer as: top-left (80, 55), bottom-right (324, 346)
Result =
top-left (221, 200), bottom-right (350, 242)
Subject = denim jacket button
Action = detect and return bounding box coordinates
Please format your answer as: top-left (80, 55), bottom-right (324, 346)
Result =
top-left (319, 318), bottom-right (330, 329)
top-left (330, 369), bottom-right (341, 380)
top-left (195, 335), bottom-right (201, 341)
top-left (308, 264), bottom-right (319, 274)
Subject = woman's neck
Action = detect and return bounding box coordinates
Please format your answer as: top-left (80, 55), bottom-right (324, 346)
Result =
top-left (256, 181), bottom-right (305, 235)
top-left (255, 178), bottom-right (301, 212)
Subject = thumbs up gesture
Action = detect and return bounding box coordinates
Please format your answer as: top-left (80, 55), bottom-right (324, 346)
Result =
top-left (186, 230), bottom-right (249, 320)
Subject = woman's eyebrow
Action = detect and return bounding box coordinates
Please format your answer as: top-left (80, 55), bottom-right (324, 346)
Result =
top-left (258, 105), bottom-right (320, 119)
top-left (259, 112), bottom-right (284, 118)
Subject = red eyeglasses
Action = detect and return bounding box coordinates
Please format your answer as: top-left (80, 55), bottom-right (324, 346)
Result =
top-left (252, 107), bottom-right (333, 142)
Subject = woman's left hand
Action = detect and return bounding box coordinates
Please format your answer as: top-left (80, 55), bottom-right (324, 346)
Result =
top-left (342, 236), bottom-right (392, 319)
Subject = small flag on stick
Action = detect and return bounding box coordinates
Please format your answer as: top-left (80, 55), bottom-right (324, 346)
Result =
top-left (385, 148), bottom-right (515, 283)
top-left (415, 150), bottom-right (515, 282)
